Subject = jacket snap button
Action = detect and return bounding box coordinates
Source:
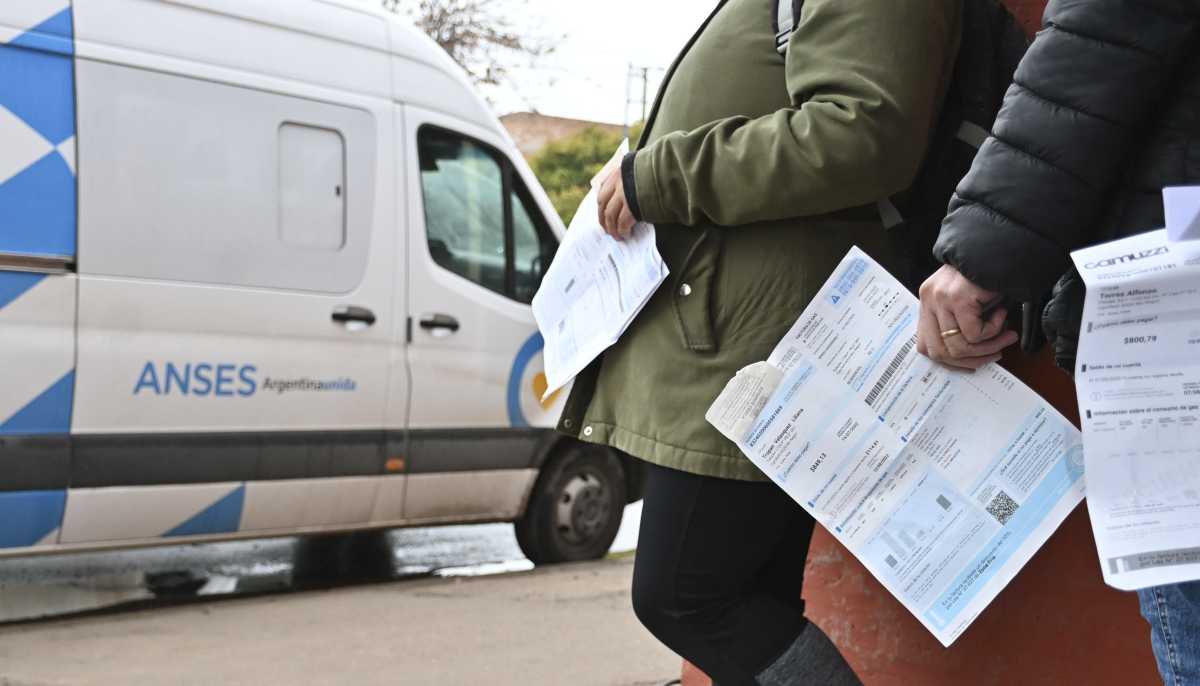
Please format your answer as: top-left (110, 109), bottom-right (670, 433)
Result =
top-left (583, 426), bottom-right (594, 437)
top-left (563, 419), bottom-right (573, 429)
top-left (679, 283), bottom-right (692, 297)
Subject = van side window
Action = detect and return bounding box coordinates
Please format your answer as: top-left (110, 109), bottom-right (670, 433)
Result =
top-left (417, 126), bottom-right (555, 303)
top-left (511, 185), bottom-right (554, 304)
top-left (418, 129), bottom-right (507, 296)
top-left (279, 123), bottom-right (346, 251)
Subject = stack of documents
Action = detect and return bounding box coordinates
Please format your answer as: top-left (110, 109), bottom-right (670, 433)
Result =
top-left (707, 247), bottom-right (1085, 646)
top-left (532, 144), bottom-right (668, 399)
top-left (1072, 228), bottom-right (1200, 590)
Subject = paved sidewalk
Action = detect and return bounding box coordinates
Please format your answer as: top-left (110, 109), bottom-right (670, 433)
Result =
top-left (0, 556), bottom-right (679, 686)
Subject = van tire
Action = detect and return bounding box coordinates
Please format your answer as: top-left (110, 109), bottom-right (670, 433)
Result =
top-left (515, 443), bottom-right (626, 564)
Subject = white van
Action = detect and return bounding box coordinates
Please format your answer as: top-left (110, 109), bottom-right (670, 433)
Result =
top-left (0, 0), bottom-right (641, 563)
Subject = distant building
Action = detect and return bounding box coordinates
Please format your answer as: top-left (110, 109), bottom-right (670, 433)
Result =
top-left (500, 112), bottom-right (624, 159)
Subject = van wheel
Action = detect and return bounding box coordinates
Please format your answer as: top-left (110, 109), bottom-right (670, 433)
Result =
top-left (515, 443), bottom-right (625, 564)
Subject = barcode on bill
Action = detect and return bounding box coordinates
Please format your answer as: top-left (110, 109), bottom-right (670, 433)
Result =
top-left (865, 336), bottom-right (916, 408)
top-left (936, 494), bottom-right (952, 511)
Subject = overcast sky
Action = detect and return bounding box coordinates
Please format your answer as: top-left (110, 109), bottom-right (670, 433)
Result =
top-left (478, 1), bottom-right (717, 125)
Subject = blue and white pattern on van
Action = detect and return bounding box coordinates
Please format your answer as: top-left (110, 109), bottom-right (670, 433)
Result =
top-left (0, 271), bottom-right (75, 549)
top-left (0, 0), bottom-right (76, 259)
top-left (0, 0), bottom-right (76, 550)
top-left (0, 490), bottom-right (66, 549)
top-left (506, 331), bottom-right (566, 429)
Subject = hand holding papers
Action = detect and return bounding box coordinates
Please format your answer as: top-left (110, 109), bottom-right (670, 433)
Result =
top-left (1072, 229), bottom-right (1200, 590)
top-left (531, 143), bottom-right (668, 399)
top-left (707, 247), bottom-right (1085, 646)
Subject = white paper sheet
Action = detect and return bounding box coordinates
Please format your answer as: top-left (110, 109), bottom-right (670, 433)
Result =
top-left (1071, 229), bottom-right (1200, 590)
top-left (531, 143), bottom-right (668, 398)
top-left (1164, 186), bottom-right (1200, 242)
top-left (706, 247), bottom-right (1085, 646)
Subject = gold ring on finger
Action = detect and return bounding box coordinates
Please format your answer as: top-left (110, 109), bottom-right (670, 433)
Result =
top-left (940, 328), bottom-right (961, 339)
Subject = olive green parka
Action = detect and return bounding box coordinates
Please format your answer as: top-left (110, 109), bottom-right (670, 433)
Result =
top-left (558, 0), bottom-right (962, 481)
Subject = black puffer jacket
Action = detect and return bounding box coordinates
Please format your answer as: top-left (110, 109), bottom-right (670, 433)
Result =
top-left (933, 0), bottom-right (1200, 371)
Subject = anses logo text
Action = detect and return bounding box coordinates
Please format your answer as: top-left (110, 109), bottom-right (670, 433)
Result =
top-left (134, 362), bottom-right (257, 397)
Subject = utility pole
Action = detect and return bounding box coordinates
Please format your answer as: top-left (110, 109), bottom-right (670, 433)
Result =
top-left (640, 66), bottom-right (649, 122)
top-left (624, 64), bottom-right (659, 138)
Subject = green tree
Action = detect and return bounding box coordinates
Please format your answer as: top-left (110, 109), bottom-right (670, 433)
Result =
top-left (530, 122), bottom-right (645, 225)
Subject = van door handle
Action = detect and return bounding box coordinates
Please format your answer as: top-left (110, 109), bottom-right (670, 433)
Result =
top-left (418, 313), bottom-right (460, 334)
top-left (332, 305), bottom-right (376, 326)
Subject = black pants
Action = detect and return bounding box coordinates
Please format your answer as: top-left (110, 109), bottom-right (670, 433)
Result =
top-left (632, 462), bottom-right (818, 686)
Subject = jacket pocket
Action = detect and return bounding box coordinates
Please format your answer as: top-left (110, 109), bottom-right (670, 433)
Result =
top-left (672, 229), bottom-right (718, 353)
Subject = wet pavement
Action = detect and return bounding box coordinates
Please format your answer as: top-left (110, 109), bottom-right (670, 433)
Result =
top-left (0, 502), bottom-right (642, 624)
top-left (0, 554), bottom-right (678, 686)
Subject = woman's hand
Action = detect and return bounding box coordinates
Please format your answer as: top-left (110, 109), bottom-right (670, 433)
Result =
top-left (916, 265), bottom-right (1018, 370)
top-left (596, 164), bottom-right (636, 241)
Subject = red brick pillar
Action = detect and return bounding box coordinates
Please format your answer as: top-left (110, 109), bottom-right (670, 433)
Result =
top-left (1006, 0), bottom-right (1049, 34)
top-left (681, 2), bottom-right (1163, 684)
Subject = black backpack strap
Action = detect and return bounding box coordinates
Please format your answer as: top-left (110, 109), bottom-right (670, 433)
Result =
top-left (774, 0), bottom-right (804, 54)
top-left (877, 198), bottom-right (905, 230)
top-left (875, 123), bottom-right (985, 229)
top-left (956, 120), bottom-right (990, 149)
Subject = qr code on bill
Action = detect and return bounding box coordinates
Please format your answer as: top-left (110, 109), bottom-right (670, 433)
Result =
top-left (986, 490), bottom-right (1019, 525)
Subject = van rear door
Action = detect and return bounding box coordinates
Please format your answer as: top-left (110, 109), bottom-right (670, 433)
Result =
top-left (0, 1), bottom-right (77, 552)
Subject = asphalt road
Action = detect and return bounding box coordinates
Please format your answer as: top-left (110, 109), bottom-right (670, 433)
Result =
top-left (0, 555), bottom-right (679, 686)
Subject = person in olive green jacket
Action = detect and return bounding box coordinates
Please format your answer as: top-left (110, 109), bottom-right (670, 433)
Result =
top-left (581, 0), bottom-right (960, 683)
